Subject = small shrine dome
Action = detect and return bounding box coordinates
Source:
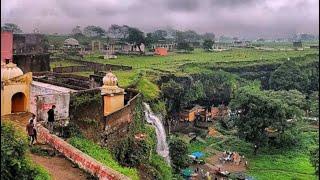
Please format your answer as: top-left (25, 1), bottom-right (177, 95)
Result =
top-left (64, 38), bottom-right (79, 46)
top-left (1, 62), bottom-right (23, 81)
top-left (103, 71), bottom-right (118, 86)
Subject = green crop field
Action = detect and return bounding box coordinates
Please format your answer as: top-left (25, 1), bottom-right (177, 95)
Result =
top-left (83, 48), bottom-right (318, 73)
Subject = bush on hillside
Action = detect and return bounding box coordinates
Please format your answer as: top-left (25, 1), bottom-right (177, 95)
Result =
top-left (1, 122), bottom-right (50, 180)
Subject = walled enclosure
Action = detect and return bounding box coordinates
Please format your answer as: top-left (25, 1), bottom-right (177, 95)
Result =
top-left (30, 81), bottom-right (77, 122)
top-left (68, 88), bottom-right (140, 143)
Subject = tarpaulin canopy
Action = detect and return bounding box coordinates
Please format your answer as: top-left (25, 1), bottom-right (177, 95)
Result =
top-left (182, 168), bottom-right (194, 176)
top-left (192, 151), bottom-right (204, 158)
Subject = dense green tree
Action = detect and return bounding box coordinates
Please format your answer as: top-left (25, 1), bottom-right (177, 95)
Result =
top-left (176, 41), bottom-right (194, 52)
top-left (196, 71), bottom-right (238, 106)
top-left (308, 91), bottom-right (319, 117)
top-left (113, 136), bottom-right (151, 167)
top-left (107, 24), bottom-right (129, 40)
top-left (161, 80), bottom-right (184, 113)
top-left (152, 30), bottom-right (167, 41)
top-left (230, 85), bottom-right (291, 147)
top-left (127, 27), bottom-right (145, 53)
top-left (269, 61), bottom-right (309, 92)
top-left (181, 80), bottom-right (205, 107)
top-left (83, 25), bottom-right (106, 37)
top-left (265, 90), bottom-right (307, 118)
top-left (71, 25), bottom-right (82, 35)
top-left (202, 39), bottom-right (214, 51)
top-left (1, 23), bottom-right (22, 33)
top-left (169, 137), bottom-right (189, 173)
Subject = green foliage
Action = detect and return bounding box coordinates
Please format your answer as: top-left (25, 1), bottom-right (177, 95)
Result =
top-left (203, 39), bottom-right (214, 51)
top-left (150, 100), bottom-right (167, 117)
top-left (113, 136), bottom-right (152, 167)
top-left (230, 85), bottom-right (295, 147)
top-left (310, 147), bottom-right (319, 175)
top-left (83, 25), bottom-right (106, 37)
top-left (68, 137), bottom-right (139, 180)
top-left (150, 154), bottom-right (173, 180)
top-left (265, 90), bottom-right (307, 118)
top-left (137, 78), bottom-right (160, 101)
top-left (269, 60), bottom-right (309, 92)
top-left (308, 91), bottom-right (319, 117)
top-left (195, 70), bottom-right (238, 105)
top-left (70, 92), bottom-right (101, 112)
top-left (177, 42), bottom-right (194, 52)
top-left (1, 122), bottom-right (51, 180)
top-left (1, 23), bottom-right (22, 33)
top-left (169, 136), bottom-right (189, 173)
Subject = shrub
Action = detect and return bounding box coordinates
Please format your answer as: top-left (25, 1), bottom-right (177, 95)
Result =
top-left (1, 122), bottom-right (51, 180)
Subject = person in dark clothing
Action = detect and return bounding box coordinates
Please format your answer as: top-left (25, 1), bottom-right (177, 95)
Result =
top-left (254, 144), bottom-right (258, 155)
top-left (29, 114), bottom-right (37, 144)
top-left (47, 105), bottom-right (56, 133)
top-left (26, 120), bottom-right (35, 146)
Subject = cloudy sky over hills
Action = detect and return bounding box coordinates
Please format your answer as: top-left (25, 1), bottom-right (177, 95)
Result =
top-left (1, 0), bottom-right (319, 38)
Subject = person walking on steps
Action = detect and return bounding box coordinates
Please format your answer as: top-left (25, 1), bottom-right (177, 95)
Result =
top-left (29, 114), bottom-right (38, 144)
top-left (26, 119), bottom-right (35, 146)
top-left (47, 105), bottom-right (56, 133)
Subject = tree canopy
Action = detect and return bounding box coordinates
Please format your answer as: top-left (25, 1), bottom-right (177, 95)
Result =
top-left (83, 25), bottom-right (106, 37)
top-left (203, 39), bottom-right (214, 51)
top-left (1, 23), bottom-right (22, 33)
top-left (269, 60), bottom-right (309, 92)
top-left (230, 85), bottom-right (298, 147)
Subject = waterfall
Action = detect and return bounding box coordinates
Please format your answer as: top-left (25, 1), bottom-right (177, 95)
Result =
top-left (143, 102), bottom-right (171, 164)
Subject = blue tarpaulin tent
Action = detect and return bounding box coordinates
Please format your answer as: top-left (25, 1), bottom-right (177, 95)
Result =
top-left (191, 151), bottom-right (204, 159)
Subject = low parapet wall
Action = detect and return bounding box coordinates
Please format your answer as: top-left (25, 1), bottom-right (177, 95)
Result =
top-left (37, 125), bottom-right (129, 180)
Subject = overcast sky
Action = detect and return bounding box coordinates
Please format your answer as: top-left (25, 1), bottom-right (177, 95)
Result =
top-left (1, 0), bottom-right (319, 39)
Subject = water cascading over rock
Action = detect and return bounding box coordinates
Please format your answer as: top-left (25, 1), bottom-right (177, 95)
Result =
top-left (143, 102), bottom-right (170, 164)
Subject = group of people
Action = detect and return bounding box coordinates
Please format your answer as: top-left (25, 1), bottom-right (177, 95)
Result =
top-left (220, 151), bottom-right (243, 165)
top-left (26, 105), bottom-right (56, 146)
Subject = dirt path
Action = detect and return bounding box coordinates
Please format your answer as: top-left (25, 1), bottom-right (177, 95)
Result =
top-left (2, 112), bottom-right (89, 180)
top-left (30, 154), bottom-right (88, 180)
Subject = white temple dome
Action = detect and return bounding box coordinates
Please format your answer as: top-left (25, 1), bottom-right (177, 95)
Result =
top-left (103, 71), bottom-right (118, 86)
top-left (64, 38), bottom-right (79, 46)
top-left (1, 62), bottom-right (24, 81)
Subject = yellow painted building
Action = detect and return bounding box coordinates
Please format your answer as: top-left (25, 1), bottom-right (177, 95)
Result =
top-left (1, 62), bottom-right (32, 116)
top-left (101, 71), bottom-right (125, 116)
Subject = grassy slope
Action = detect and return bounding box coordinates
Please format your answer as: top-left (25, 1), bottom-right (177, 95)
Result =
top-left (68, 137), bottom-right (140, 180)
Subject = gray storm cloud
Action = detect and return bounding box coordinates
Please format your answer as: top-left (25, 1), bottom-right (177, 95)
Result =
top-left (1, 0), bottom-right (318, 39)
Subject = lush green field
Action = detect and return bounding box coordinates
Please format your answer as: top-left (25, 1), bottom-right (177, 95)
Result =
top-left (83, 48), bottom-right (318, 73)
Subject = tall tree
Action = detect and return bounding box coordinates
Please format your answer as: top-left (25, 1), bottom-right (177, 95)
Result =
top-left (230, 85), bottom-right (289, 147)
top-left (1, 23), bottom-right (22, 33)
top-left (107, 24), bottom-right (129, 40)
top-left (127, 27), bottom-right (145, 53)
top-left (83, 25), bottom-right (106, 37)
top-left (169, 137), bottom-right (189, 173)
top-left (203, 39), bottom-right (214, 51)
top-left (71, 26), bottom-right (82, 35)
